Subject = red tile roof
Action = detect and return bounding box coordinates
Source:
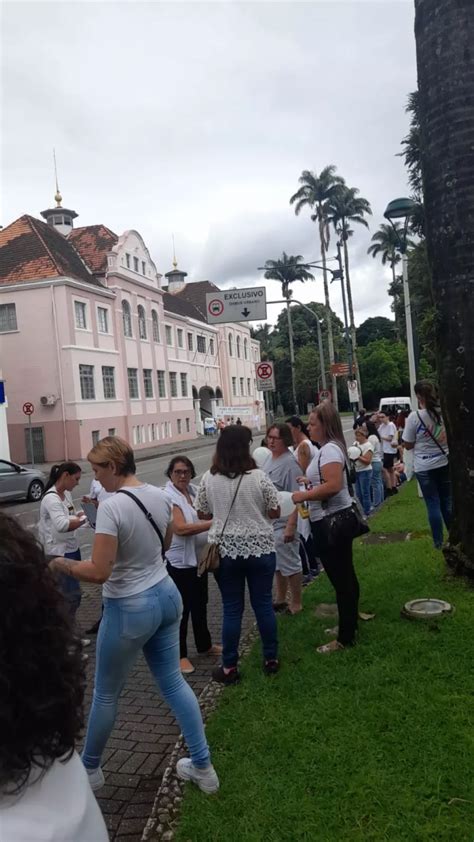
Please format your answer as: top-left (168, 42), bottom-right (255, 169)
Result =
top-left (167, 280), bottom-right (220, 322)
top-left (68, 225), bottom-right (118, 275)
top-left (0, 215), bottom-right (102, 287)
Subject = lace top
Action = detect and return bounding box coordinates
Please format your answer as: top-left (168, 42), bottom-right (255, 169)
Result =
top-left (196, 469), bottom-right (279, 559)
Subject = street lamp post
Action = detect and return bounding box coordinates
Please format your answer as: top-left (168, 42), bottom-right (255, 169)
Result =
top-left (383, 198), bottom-right (418, 408)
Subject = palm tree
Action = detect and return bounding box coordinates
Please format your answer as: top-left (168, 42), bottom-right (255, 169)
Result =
top-left (264, 253), bottom-right (314, 412)
top-left (367, 222), bottom-right (402, 285)
top-left (327, 186), bottom-right (372, 407)
top-left (415, 0), bottom-right (474, 576)
top-left (290, 165), bottom-right (344, 408)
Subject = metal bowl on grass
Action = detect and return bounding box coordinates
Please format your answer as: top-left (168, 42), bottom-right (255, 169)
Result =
top-left (401, 598), bottom-right (454, 620)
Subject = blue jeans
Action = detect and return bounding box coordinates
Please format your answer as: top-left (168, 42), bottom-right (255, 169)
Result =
top-left (370, 462), bottom-right (384, 508)
top-left (415, 465), bottom-right (452, 548)
top-left (60, 549), bottom-right (82, 618)
top-left (82, 576), bottom-right (210, 770)
top-left (215, 553), bottom-right (278, 668)
top-left (355, 470), bottom-right (372, 516)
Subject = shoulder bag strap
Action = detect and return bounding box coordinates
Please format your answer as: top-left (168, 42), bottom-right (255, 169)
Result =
top-left (318, 443), bottom-right (355, 502)
top-left (416, 412), bottom-right (447, 456)
top-left (218, 474), bottom-right (244, 540)
top-left (117, 489), bottom-right (165, 557)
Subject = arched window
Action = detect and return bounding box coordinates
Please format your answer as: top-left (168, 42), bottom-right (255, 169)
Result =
top-left (244, 338), bottom-right (248, 360)
top-left (122, 300), bottom-right (132, 337)
top-left (236, 336), bottom-right (241, 358)
top-left (152, 310), bottom-right (160, 342)
top-left (137, 305), bottom-right (147, 339)
top-left (228, 333), bottom-right (233, 356)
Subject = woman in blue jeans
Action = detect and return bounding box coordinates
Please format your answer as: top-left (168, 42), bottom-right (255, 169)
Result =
top-left (50, 436), bottom-right (218, 795)
top-left (196, 425), bottom-right (281, 684)
top-left (403, 380), bottom-right (452, 548)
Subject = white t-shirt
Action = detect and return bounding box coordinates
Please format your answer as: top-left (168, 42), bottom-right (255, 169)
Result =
top-left (96, 484), bottom-right (172, 598)
top-left (403, 409), bottom-right (449, 473)
top-left (353, 440), bottom-right (374, 473)
top-left (378, 421), bottom-right (398, 454)
top-left (38, 489), bottom-right (80, 556)
top-left (306, 442), bottom-right (352, 522)
top-left (0, 752), bottom-right (108, 841)
top-left (165, 481), bottom-right (208, 569)
top-left (89, 479), bottom-right (115, 503)
top-left (368, 434), bottom-right (383, 463)
top-left (196, 469), bottom-right (279, 559)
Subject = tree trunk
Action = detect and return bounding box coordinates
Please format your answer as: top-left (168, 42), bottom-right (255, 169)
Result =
top-left (342, 236), bottom-right (363, 409)
top-left (318, 209), bottom-right (338, 409)
top-left (415, 0), bottom-right (474, 576)
top-left (286, 297), bottom-right (298, 414)
top-left (391, 258), bottom-right (401, 341)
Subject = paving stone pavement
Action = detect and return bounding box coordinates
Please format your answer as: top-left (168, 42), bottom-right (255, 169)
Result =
top-left (77, 577), bottom-right (253, 841)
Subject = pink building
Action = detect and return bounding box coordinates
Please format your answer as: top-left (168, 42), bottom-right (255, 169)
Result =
top-left (0, 196), bottom-right (264, 463)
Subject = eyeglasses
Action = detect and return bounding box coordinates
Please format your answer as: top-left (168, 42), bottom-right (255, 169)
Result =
top-left (173, 469), bottom-right (191, 476)
top-left (267, 435), bottom-right (281, 441)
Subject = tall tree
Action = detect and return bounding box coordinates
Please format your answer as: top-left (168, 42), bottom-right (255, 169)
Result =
top-left (415, 0), bottom-right (474, 575)
top-left (290, 165), bottom-right (344, 408)
top-left (368, 223), bottom-right (405, 339)
top-left (356, 316), bottom-right (396, 346)
top-left (263, 253), bottom-right (314, 413)
top-left (327, 185), bottom-right (372, 406)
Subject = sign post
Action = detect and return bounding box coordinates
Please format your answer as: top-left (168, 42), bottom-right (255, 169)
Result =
top-left (255, 360), bottom-right (275, 392)
top-left (206, 287), bottom-right (267, 324)
top-left (23, 402), bottom-right (35, 466)
top-left (347, 379), bottom-right (359, 405)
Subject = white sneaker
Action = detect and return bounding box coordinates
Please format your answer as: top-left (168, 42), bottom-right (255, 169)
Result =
top-left (86, 766), bottom-right (105, 791)
top-left (176, 758), bottom-right (219, 793)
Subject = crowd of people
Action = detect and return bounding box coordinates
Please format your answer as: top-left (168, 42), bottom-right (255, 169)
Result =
top-left (0, 380), bottom-right (451, 837)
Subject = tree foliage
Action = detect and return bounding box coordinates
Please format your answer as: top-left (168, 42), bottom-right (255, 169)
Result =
top-left (356, 317), bottom-right (396, 346)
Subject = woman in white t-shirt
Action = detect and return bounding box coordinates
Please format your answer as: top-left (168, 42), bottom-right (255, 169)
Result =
top-left (378, 412), bottom-right (399, 496)
top-left (286, 416), bottom-right (320, 581)
top-left (353, 427), bottom-right (374, 516)
top-left (365, 420), bottom-right (384, 508)
top-left (292, 403), bottom-right (359, 654)
top-left (403, 380), bottom-right (451, 548)
top-left (165, 455), bottom-right (221, 676)
top-left (49, 437), bottom-right (219, 797)
top-left (0, 512), bottom-right (108, 842)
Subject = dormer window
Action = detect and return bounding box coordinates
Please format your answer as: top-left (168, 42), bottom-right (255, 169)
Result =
top-left (133, 257), bottom-right (139, 272)
top-left (142, 261), bottom-right (146, 274)
top-left (125, 253), bottom-right (131, 268)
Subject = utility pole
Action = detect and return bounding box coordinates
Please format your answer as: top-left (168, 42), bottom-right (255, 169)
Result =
top-left (336, 241), bottom-right (357, 418)
top-left (284, 290), bottom-right (299, 414)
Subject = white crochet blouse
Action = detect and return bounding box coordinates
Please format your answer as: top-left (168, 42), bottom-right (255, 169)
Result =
top-left (195, 469), bottom-right (279, 559)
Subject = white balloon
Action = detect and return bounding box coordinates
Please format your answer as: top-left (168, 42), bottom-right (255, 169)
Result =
top-left (348, 445), bottom-right (362, 461)
top-left (277, 490), bottom-right (297, 518)
top-left (253, 446), bottom-right (271, 469)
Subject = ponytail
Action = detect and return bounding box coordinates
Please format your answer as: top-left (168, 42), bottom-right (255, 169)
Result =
top-left (415, 380), bottom-right (442, 425)
top-left (43, 462), bottom-right (81, 496)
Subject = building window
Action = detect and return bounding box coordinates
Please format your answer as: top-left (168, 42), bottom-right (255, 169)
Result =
top-left (152, 310), bottom-right (160, 342)
top-left (209, 338), bottom-right (214, 355)
top-left (157, 370), bottom-right (166, 398)
top-left (122, 300), bottom-right (132, 337)
top-left (228, 333), bottom-right (233, 355)
top-left (143, 369), bottom-right (153, 398)
top-left (232, 376), bottom-right (237, 396)
top-left (0, 303), bottom-right (17, 332)
top-left (244, 338), bottom-right (248, 360)
top-left (74, 301), bottom-right (87, 329)
top-left (236, 336), bottom-right (241, 358)
top-left (169, 372), bottom-right (178, 397)
top-left (254, 378), bottom-right (258, 394)
top-left (138, 304), bottom-right (147, 339)
top-left (185, 417), bottom-right (190, 433)
top-left (102, 366), bottom-right (116, 399)
top-left (180, 373), bottom-right (188, 396)
top-left (165, 325), bottom-right (173, 346)
top-left (125, 253), bottom-right (131, 268)
top-left (187, 332), bottom-right (193, 351)
top-left (97, 307), bottom-right (109, 333)
top-left (133, 425), bottom-right (142, 445)
top-left (79, 364), bottom-right (95, 400)
top-left (128, 368), bottom-right (139, 399)
top-left (133, 256), bottom-right (139, 272)
top-left (177, 419), bottom-right (182, 434)
top-left (108, 427), bottom-right (116, 437)
top-left (92, 430), bottom-right (100, 446)
top-left (177, 328), bottom-right (184, 348)
top-left (247, 377), bottom-right (251, 395)
top-left (197, 335), bottom-right (206, 353)
top-left (142, 261), bottom-right (146, 275)
top-left (240, 377), bottom-right (244, 395)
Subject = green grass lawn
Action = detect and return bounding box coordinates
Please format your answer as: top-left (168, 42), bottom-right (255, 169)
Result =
top-left (175, 483), bottom-right (474, 842)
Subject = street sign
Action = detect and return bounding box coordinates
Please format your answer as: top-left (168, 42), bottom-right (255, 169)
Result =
top-left (205, 286), bottom-right (267, 324)
top-left (347, 379), bottom-right (359, 404)
top-left (215, 406), bottom-right (252, 418)
top-left (319, 389), bottom-right (332, 403)
top-left (23, 402), bottom-right (34, 415)
top-left (255, 360), bottom-right (275, 391)
top-left (330, 362), bottom-right (352, 376)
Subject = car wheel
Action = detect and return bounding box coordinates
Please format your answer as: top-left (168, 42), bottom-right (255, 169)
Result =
top-left (27, 480), bottom-right (44, 502)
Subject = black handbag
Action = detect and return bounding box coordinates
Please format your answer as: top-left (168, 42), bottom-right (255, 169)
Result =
top-left (317, 448), bottom-right (370, 547)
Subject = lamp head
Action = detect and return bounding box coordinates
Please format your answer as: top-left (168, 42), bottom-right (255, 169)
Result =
top-left (384, 197), bottom-right (417, 220)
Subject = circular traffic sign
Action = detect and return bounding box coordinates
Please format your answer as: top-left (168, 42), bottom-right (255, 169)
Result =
top-left (319, 390), bottom-right (331, 402)
top-left (23, 402), bottom-right (35, 415)
top-left (208, 298), bottom-right (224, 317)
top-left (256, 362), bottom-right (273, 379)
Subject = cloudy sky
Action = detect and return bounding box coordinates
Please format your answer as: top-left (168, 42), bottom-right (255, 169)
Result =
top-left (2, 0), bottom-right (417, 328)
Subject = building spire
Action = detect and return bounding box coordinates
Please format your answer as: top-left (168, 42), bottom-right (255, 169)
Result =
top-left (172, 233), bottom-right (178, 269)
top-left (53, 148), bottom-right (62, 207)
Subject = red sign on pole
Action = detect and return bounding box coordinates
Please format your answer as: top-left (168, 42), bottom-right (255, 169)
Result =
top-left (23, 402), bottom-right (35, 416)
top-left (255, 361), bottom-right (275, 391)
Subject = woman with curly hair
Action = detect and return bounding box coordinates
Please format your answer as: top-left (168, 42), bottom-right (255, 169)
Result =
top-left (0, 512), bottom-right (108, 840)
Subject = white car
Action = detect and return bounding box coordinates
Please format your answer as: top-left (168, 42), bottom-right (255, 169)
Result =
top-left (0, 459), bottom-right (46, 502)
top-left (379, 396), bottom-right (412, 415)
